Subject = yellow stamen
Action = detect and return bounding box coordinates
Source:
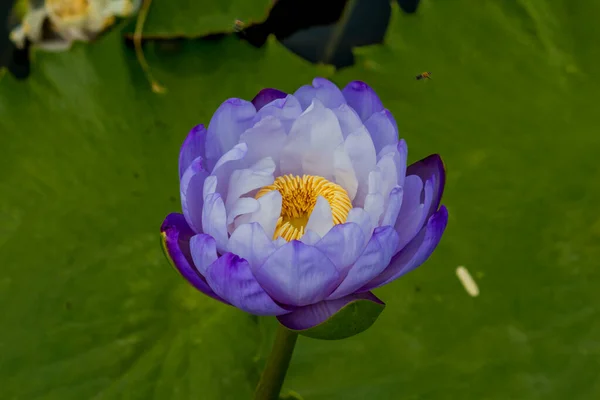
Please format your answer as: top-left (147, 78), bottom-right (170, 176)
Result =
top-left (256, 174), bottom-right (352, 242)
top-left (46, 0), bottom-right (90, 19)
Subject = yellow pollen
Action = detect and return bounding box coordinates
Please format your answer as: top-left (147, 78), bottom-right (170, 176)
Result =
top-left (46, 0), bottom-right (90, 20)
top-left (255, 174), bottom-right (352, 242)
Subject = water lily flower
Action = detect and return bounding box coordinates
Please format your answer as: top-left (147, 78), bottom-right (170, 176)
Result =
top-left (10, 0), bottom-right (141, 51)
top-left (161, 78), bottom-right (447, 335)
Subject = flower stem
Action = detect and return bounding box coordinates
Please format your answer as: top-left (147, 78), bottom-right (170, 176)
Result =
top-left (253, 324), bottom-right (299, 400)
top-left (322, 0), bottom-right (359, 65)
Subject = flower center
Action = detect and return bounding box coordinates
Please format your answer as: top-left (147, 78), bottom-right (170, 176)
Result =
top-left (46, 0), bottom-right (89, 20)
top-left (255, 174), bottom-right (352, 241)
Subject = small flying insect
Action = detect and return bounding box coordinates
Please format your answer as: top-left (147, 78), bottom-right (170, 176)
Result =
top-left (416, 71), bottom-right (432, 80)
top-left (233, 19), bottom-right (246, 33)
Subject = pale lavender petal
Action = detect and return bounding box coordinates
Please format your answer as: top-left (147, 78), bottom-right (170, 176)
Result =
top-left (205, 99), bottom-right (256, 171)
top-left (179, 124), bottom-right (207, 179)
top-left (331, 103), bottom-right (363, 139)
top-left (381, 186), bottom-right (403, 227)
top-left (254, 240), bottom-right (340, 306)
top-left (239, 117), bottom-right (288, 174)
top-left (180, 156), bottom-right (209, 234)
top-left (397, 139), bottom-right (408, 188)
top-left (341, 81), bottom-right (384, 121)
top-left (293, 77), bottom-right (346, 110)
top-left (328, 226), bottom-right (399, 299)
top-left (315, 222), bottom-right (365, 275)
top-left (212, 143), bottom-right (248, 201)
top-left (236, 190), bottom-right (282, 239)
top-left (363, 206), bottom-right (448, 290)
top-left (202, 193), bottom-right (229, 253)
top-left (395, 175), bottom-right (425, 250)
top-left (376, 151), bottom-right (399, 212)
top-left (300, 229), bottom-right (321, 246)
top-left (346, 207), bottom-right (374, 246)
top-left (226, 198), bottom-right (260, 226)
top-left (189, 233), bottom-right (218, 276)
top-left (160, 214), bottom-right (226, 303)
top-left (305, 195), bottom-right (334, 238)
top-left (203, 175), bottom-right (217, 199)
top-left (343, 126), bottom-right (377, 208)
top-left (333, 144), bottom-right (358, 200)
top-left (363, 169), bottom-right (384, 227)
top-left (364, 110), bottom-right (398, 155)
top-left (225, 157), bottom-right (275, 212)
top-left (278, 292), bottom-right (383, 330)
top-left (206, 253), bottom-right (290, 316)
top-left (273, 237), bottom-right (288, 248)
top-left (251, 88), bottom-right (287, 111)
top-left (228, 222), bottom-right (276, 270)
top-left (253, 95), bottom-right (302, 133)
top-left (406, 154), bottom-right (446, 220)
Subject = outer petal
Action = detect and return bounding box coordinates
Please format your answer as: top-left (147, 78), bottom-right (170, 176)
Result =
top-left (315, 222), bottom-right (365, 275)
top-left (205, 99), bottom-right (256, 171)
top-left (189, 233), bottom-right (218, 276)
top-left (228, 222), bottom-right (276, 269)
top-left (362, 205), bottom-right (448, 291)
top-left (278, 291), bottom-right (383, 330)
top-left (160, 213), bottom-right (226, 303)
top-left (180, 156), bottom-right (209, 234)
top-left (341, 81), bottom-right (384, 121)
top-left (328, 226), bottom-right (399, 299)
top-left (406, 154), bottom-right (446, 220)
top-left (179, 124), bottom-right (207, 179)
top-left (395, 175), bottom-right (425, 250)
top-left (205, 253), bottom-right (290, 315)
top-left (381, 186), bottom-right (403, 227)
top-left (253, 95), bottom-right (302, 134)
top-left (239, 117), bottom-right (288, 174)
top-left (251, 88), bottom-right (287, 111)
top-left (293, 77), bottom-right (346, 110)
top-left (364, 110), bottom-right (398, 155)
top-left (254, 240), bottom-right (340, 306)
top-left (397, 139), bottom-right (408, 189)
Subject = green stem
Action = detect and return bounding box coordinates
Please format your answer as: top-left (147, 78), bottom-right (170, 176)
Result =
top-left (322, 0), bottom-right (359, 65)
top-left (253, 324), bottom-right (299, 400)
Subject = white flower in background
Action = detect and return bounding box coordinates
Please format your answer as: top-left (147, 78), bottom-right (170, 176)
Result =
top-left (10, 0), bottom-right (141, 51)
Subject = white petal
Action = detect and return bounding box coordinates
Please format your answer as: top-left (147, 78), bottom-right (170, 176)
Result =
top-left (273, 237), bottom-right (287, 248)
top-left (228, 222), bottom-right (276, 269)
top-left (331, 103), bottom-right (363, 139)
top-left (225, 157), bottom-right (275, 212)
top-left (203, 175), bottom-right (217, 199)
top-left (226, 197), bottom-right (260, 226)
top-left (343, 126), bottom-right (377, 207)
top-left (363, 169), bottom-right (384, 227)
top-left (201, 193), bottom-right (229, 253)
top-left (305, 195), bottom-right (334, 237)
top-left (280, 99), bottom-right (344, 178)
top-left (333, 144), bottom-right (358, 200)
top-left (239, 116), bottom-right (288, 175)
top-left (253, 95), bottom-right (302, 133)
top-left (381, 186), bottom-right (403, 227)
top-left (238, 190), bottom-right (283, 239)
top-left (377, 152), bottom-right (399, 212)
top-left (346, 207), bottom-right (374, 246)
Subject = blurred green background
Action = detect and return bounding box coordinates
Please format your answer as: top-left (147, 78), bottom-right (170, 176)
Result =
top-left (1, 0), bottom-right (599, 399)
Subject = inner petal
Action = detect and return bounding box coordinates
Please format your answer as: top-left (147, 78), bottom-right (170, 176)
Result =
top-left (255, 174), bottom-right (352, 242)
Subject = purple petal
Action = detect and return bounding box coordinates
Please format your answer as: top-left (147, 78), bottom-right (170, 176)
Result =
top-left (293, 77), bottom-right (346, 110)
top-left (179, 124), bottom-right (207, 179)
top-left (205, 98), bottom-right (256, 171)
top-left (227, 222), bottom-right (276, 270)
top-left (364, 110), bottom-right (398, 155)
top-left (201, 193), bottom-right (229, 253)
top-left (397, 139), bottom-right (408, 188)
top-left (205, 253), bottom-right (290, 316)
top-left (381, 186), bottom-right (403, 227)
top-left (341, 81), bottom-right (384, 121)
top-left (253, 240), bottom-right (340, 307)
top-left (180, 156), bottom-right (209, 234)
top-left (251, 88), bottom-right (287, 111)
top-left (253, 95), bottom-right (302, 133)
top-left (406, 154), bottom-right (445, 220)
top-left (361, 205), bottom-right (448, 291)
top-left (315, 222), bottom-right (366, 275)
top-left (278, 291), bottom-right (383, 330)
top-left (160, 213), bottom-right (226, 303)
top-left (189, 233), bottom-right (218, 276)
top-left (394, 175), bottom-right (426, 251)
top-left (328, 226), bottom-right (399, 299)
